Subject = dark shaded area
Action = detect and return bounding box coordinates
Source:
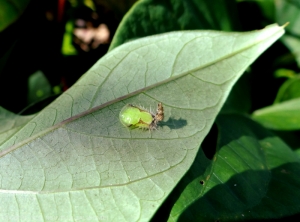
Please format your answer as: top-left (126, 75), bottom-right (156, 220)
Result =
top-left (201, 123), bottom-right (218, 160)
top-left (248, 40), bottom-right (299, 112)
top-left (0, 0), bottom-right (119, 113)
top-left (221, 72), bottom-right (252, 114)
top-left (0, 0), bottom-right (63, 112)
top-left (271, 130), bottom-right (300, 151)
top-left (177, 162), bottom-right (300, 222)
top-left (246, 213), bottom-right (300, 222)
top-left (237, 1), bottom-right (300, 112)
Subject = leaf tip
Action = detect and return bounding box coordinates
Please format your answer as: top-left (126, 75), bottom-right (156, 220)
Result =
top-left (282, 22), bottom-right (289, 28)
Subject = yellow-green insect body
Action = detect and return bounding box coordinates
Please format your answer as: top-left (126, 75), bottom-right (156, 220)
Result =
top-left (119, 103), bottom-right (164, 130)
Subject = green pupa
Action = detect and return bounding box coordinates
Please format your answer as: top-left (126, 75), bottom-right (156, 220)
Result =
top-left (119, 103), bottom-right (164, 130)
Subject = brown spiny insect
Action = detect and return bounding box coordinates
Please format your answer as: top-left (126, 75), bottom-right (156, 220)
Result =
top-left (154, 102), bottom-right (164, 123)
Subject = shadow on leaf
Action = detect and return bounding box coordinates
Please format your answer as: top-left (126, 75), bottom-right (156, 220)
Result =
top-left (160, 117), bottom-right (188, 129)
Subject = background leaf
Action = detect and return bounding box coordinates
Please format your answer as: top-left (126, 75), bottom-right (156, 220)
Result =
top-left (273, 75), bottom-right (300, 103)
top-left (27, 70), bottom-right (52, 105)
top-left (0, 25), bottom-right (285, 221)
top-left (109, 0), bottom-right (239, 51)
top-left (165, 114), bottom-right (300, 221)
top-left (0, 0), bottom-right (31, 32)
top-left (252, 97), bottom-right (300, 131)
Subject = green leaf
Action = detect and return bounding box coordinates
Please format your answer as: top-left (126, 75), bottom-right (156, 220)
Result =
top-left (281, 35), bottom-right (300, 67)
top-left (0, 24), bottom-right (284, 221)
top-left (252, 97), bottom-right (300, 131)
top-left (274, 68), bottom-right (297, 79)
top-left (109, 0), bottom-right (239, 51)
top-left (166, 114), bottom-right (300, 221)
top-left (27, 70), bottom-right (52, 105)
top-left (0, 0), bottom-right (31, 32)
top-left (273, 75), bottom-right (300, 103)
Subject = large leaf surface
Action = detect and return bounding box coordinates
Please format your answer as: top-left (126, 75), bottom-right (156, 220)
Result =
top-left (166, 114), bottom-right (300, 221)
top-left (0, 25), bottom-right (284, 221)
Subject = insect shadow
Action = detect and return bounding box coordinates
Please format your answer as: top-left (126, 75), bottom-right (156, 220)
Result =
top-left (159, 117), bottom-right (187, 130)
